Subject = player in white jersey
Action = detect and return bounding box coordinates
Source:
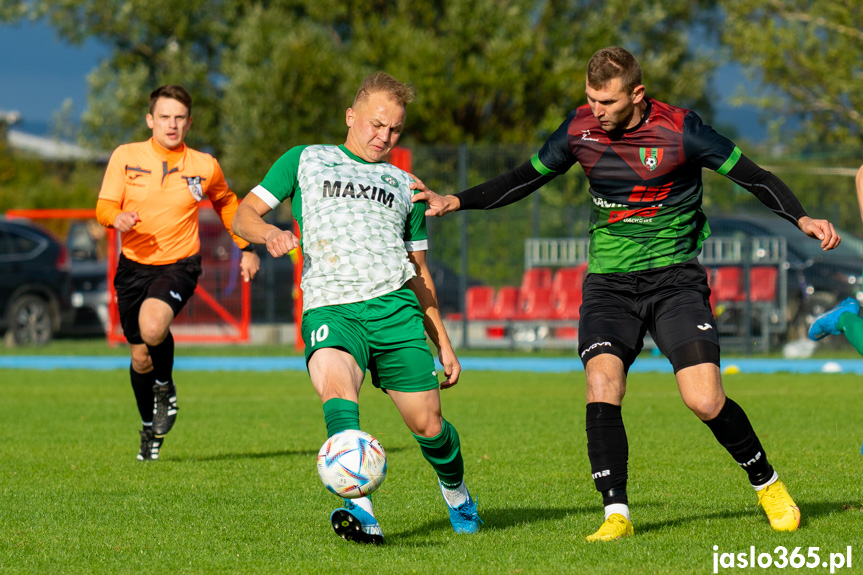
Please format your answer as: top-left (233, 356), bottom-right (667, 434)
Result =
top-left (232, 72), bottom-right (481, 544)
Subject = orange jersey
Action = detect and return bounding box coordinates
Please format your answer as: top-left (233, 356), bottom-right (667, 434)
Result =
top-left (97, 138), bottom-right (249, 265)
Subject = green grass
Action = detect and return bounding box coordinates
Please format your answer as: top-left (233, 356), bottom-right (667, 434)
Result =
top-left (1, 365), bottom-right (862, 574)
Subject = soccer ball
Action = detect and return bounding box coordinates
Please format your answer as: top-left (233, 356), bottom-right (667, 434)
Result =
top-left (317, 429), bottom-right (387, 498)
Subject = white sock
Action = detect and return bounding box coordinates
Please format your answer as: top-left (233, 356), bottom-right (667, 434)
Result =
top-left (440, 481), bottom-right (469, 508)
top-left (604, 503), bottom-right (630, 521)
top-left (353, 496), bottom-right (374, 517)
top-left (752, 470), bottom-right (779, 491)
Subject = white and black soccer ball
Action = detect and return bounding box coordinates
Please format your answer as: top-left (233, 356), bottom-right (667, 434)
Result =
top-left (317, 429), bottom-right (387, 498)
top-left (644, 156), bottom-right (657, 170)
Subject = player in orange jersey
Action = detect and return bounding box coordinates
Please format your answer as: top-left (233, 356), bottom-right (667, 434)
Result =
top-left (96, 85), bottom-right (260, 461)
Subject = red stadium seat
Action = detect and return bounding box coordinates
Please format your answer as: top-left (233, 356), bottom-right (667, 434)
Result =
top-left (521, 267), bottom-right (552, 293)
top-left (553, 288), bottom-right (582, 320)
top-left (465, 286), bottom-right (495, 320)
top-left (749, 266), bottom-right (778, 302)
top-left (490, 286), bottom-right (519, 320)
top-left (515, 287), bottom-right (556, 320)
top-left (711, 266), bottom-right (745, 302)
top-left (552, 263), bottom-right (588, 294)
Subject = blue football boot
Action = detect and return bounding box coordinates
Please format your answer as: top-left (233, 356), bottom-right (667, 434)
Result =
top-left (440, 481), bottom-right (483, 534)
top-left (808, 296), bottom-right (860, 341)
top-left (330, 499), bottom-right (384, 544)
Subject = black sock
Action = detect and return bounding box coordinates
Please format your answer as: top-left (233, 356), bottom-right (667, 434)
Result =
top-left (130, 365), bottom-right (154, 424)
top-left (703, 397), bottom-right (774, 486)
top-left (146, 332), bottom-right (174, 385)
top-left (586, 402), bottom-right (629, 505)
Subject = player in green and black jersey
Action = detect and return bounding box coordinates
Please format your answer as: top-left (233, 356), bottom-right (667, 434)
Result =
top-left (413, 47), bottom-right (842, 540)
top-left (232, 72), bottom-right (481, 544)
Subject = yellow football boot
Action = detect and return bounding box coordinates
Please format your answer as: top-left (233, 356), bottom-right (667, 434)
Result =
top-left (756, 480), bottom-right (801, 531)
top-left (585, 513), bottom-right (634, 541)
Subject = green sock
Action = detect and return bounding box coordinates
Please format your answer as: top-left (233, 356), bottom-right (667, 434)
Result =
top-left (322, 398), bottom-right (360, 437)
top-left (837, 312), bottom-right (863, 356)
top-left (413, 419), bottom-right (464, 489)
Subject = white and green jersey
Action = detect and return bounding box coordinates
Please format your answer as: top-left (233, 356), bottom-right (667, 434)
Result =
top-left (251, 144), bottom-right (428, 312)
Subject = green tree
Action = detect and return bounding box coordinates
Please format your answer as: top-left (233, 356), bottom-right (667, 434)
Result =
top-left (0, 0), bottom-right (253, 151)
top-left (2, 0), bottom-right (722, 195)
top-left (719, 0), bottom-right (863, 151)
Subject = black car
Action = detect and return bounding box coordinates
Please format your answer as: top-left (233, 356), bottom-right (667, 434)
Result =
top-left (63, 221), bottom-right (110, 337)
top-left (0, 218), bottom-right (75, 345)
top-left (707, 213), bottom-right (863, 333)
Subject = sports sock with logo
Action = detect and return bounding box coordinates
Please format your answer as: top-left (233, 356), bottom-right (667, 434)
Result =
top-left (322, 398), bottom-right (360, 437)
top-left (413, 419), bottom-right (464, 489)
top-left (703, 397), bottom-right (774, 486)
top-left (837, 312), bottom-right (863, 356)
top-left (586, 402), bottom-right (629, 505)
top-left (129, 365), bottom-right (155, 424)
top-left (146, 331), bottom-right (174, 385)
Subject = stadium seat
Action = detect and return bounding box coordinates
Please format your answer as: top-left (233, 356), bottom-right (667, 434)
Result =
top-left (552, 263), bottom-right (588, 294)
top-left (515, 287), bottom-right (556, 320)
top-left (465, 286), bottom-right (495, 320)
top-left (711, 266), bottom-right (745, 302)
top-left (749, 266), bottom-right (778, 302)
top-left (553, 288), bottom-right (582, 320)
top-left (490, 286), bottom-right (519, 320)
top-left (520, 267), bottom-right (553, 293)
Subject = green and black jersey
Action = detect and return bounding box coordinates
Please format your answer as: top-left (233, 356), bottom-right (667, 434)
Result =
top-left (251, 144), bottom-right (428, 312)
top-left (455, 98), bottom-right (807, 274)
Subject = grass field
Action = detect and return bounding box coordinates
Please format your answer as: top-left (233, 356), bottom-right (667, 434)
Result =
top-left (1, 350), bottom-right (862, 574)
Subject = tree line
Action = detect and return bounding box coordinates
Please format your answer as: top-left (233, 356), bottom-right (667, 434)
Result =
top-left (1, 0), bottom-right (860, 210)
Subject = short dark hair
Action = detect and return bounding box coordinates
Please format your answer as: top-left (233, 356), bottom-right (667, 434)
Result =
top-left (587, 47), bottom-right (643, 94)
top-left (149, 85), bottom-right (192, 115)
top-left (353, 72), bottom-right (416, 107)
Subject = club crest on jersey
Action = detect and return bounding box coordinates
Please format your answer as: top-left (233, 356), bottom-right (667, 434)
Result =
top-left (381, 174), bottom-right (398, 188)
top-left (183, 176), bottom-right (204, 201)
top-left (639, 148), bottom-right (663, 171)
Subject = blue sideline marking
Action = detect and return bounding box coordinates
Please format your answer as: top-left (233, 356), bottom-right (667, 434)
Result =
top-left (1, 356), bottom-right (863, 374)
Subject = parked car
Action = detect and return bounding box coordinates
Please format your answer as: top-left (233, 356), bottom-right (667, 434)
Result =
top-left (0, 218), bottom-right (75, 345)
top-left (707, 213), bottom-right (863, 336)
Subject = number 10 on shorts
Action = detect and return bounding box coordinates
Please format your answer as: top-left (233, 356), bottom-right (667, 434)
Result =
top-left (310, 325), bottom-right (329, 346)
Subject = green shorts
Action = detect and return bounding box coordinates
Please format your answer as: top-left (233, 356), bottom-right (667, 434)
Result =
top-left (301, 286), bottom-right (439, 392)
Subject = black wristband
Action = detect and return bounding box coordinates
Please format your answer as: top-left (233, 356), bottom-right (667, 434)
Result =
top-left (241, 244), bottom-right (256, 252)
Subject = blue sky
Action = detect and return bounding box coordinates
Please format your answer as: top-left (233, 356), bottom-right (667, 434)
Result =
top-left (0, 19), bottom-right (769, 142)
top-left (0, 20), bottom-right (107, 134)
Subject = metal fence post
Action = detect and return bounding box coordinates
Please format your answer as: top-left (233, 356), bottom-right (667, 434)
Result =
top-left (458, 143), bottom-right (469, 348)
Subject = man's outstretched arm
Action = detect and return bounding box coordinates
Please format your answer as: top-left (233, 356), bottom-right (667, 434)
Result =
top-left (411, 160), bottom-right (556, 217)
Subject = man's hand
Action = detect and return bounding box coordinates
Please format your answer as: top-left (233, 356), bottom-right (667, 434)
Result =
top-left (798, 216), bottom-right (841, 251)
top-left (113, 211), bottom-right (140, 233)
top-left (438, 345), bottom-right (461, 389)
top-left (409, 173), bottom-right (460, 217)
top-left (264, 227), bottom-right (300, 258)
top-left (239, 250), bottom-right (260, 282)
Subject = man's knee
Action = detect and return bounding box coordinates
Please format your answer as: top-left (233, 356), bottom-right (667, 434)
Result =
top-left (410, 414), bottom-right (443, 438)
top-left (138, 299), bottom-right (174, 346)
top-left (585, 354), bottom-right (627, 404)
top-left (130, 346), bottom-right (153, 373)
top-left (685, 393), bottom-right (725, 420)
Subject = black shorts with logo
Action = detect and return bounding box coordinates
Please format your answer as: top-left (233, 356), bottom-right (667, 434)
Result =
top-left (578, 258), bottom-right (719, 371)
top-left (114, 254), bottom-right (202, 344)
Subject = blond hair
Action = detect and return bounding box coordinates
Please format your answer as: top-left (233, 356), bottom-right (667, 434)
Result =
top-left (353, 71), bottom-right (416, 107)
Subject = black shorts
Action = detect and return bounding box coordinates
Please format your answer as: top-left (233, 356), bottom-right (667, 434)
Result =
top-left (114, 254), bottom-right (202, 344)
top-left (578, 258), bottom-right (719, 372)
